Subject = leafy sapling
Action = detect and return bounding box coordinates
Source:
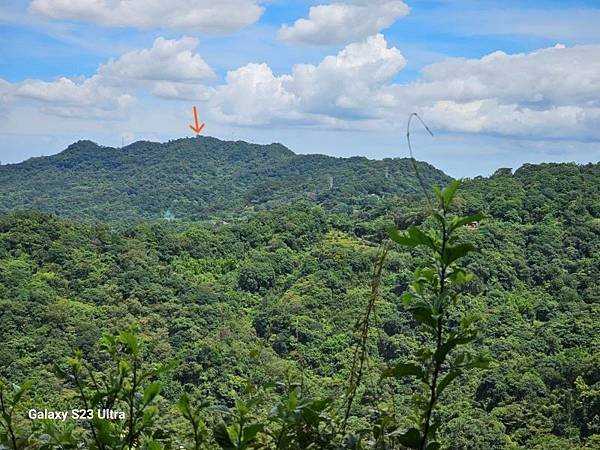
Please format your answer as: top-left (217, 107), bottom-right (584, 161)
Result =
top-left (0, 379), bottom-right (34, 450)
top-left (177, 392), bottom-right (209, 450)
top-left (382, 180), bottom-right (491, 450)
top-left (58, 324), bottom-right (176, 450)
top-left (213, 382), bottom-right (266, 450)
top-left (266, 386), bottom-right (336, 450)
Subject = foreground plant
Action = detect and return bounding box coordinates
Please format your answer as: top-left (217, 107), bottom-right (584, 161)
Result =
top-left (56, 324), bottom-right (175, 450)
top-left (0, 379), bottom-right (34, 450)
top-left (177, 392), bottom-right (210, 450)
top-left (382, 180), bottom-right (490, 450)
top-left (266, 386), bottom-right (336, 450)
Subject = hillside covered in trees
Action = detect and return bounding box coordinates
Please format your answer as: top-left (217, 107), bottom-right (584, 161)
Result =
top-left (0, 137), bottom-right (449, 224)
top-left (0, 144), bottom-right (599, 448)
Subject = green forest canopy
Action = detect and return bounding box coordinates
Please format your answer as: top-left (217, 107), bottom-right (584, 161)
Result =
top-left (0, 137), bottom-right (449, 224)
top-left (0, 140), bottom-right (599, 448)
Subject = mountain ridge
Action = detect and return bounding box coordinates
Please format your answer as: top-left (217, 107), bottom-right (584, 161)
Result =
top-left (0, 136), bottom-right (450, 223)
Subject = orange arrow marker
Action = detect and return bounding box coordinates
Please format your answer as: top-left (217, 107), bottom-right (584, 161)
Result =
top-left (189, 106), bottom-right (205, 134)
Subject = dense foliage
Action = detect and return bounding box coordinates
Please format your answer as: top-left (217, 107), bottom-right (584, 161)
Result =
top-left (0, 151), bottom-right (599, 448)
top-left (0, 137), bottom-right (449, 224)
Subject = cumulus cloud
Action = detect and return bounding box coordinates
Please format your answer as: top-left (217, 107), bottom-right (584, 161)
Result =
top-left (210, 63), bottom-right (298, 125)
top-left (99, 37), bottom-right (216, 83)
top-left (3, 36), bottom-right (216, 118)
top-left (422, 101), bottom-right (599, 139)
top-left (152, 81), bottom-right (213, 101)
top-left (29, 0), bottom-right (264, 33)
top-left (278, 0), bottom-right (409, 45)
top-left (15, 76), bottom-right (135, 119)
top-left (395, 44), bottom-right (600, 138)
top-left (209, 38), bottom-right (600, 140)
top-left (408, 45), bottom-right (600, 106)
top-left (211, 34), bottom-right (405, 124)
top-left (5, 31), bottom-right (600, 141)
top-left (0, 79), bottom-right (16, 109)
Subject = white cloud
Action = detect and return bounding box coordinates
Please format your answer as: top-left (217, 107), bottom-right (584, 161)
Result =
top-left (278, 0), bottom-right (409, 45)
top-left (15, 76), bottom-right (135, 119)
top-left (209, 38), bottom-right (600, 140)
top-left (4, 32), bottom-right (600, 142)
top-left (422, 101), bottom-right (600, 138)
top-left (99, 37), bottom-right (216, 83)
top-left (211, 63), bottom-right (298, 125)
top-left (395, 44), bottom-right (600, 138)
top-left (414, 45), bottom-right (600, 106)
top-left (152, 81), bottom-right (213, 101)
top-left (288, 34), bottom-right (405, 114)
top-left (0, 79), bottom-right (16, 110)
top-left (3, 36), bottom-right (217, 119)
top-left (211, 34), bottom-right (405, 124)
top-left (29, 0), bottom-right (264, 33)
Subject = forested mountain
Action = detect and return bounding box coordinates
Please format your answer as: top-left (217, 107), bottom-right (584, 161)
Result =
top-left (0, 137), bottom-right (449, 223)
top-left (1, 157), bottom-right (599, 449)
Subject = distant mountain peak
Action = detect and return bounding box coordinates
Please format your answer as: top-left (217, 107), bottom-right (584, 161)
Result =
top-left (60, 136), bottom-right (296, 160)
top-left (0, 137), bottom-right (451, 223)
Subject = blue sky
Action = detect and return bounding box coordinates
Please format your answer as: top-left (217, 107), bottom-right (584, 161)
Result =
top-left (1, 0), bottom-right (600, 176)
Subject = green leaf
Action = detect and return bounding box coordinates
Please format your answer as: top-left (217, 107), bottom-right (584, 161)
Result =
top-left (143, 381), bottom-right (161, 405)
top-left (302, 406), bottom-right (320, 426)
top-left (465, 354), bottom-right (492, 370)
top-left (381, 363), bottom-right (424, 380)
top-left (387, 227), bottom-right (419, 247)
top-left (401, 291), bottom-right (416, 306)
top-left (432, 212), bottom-right (446, 229)
top-left (451, 213), bottom-right (485, 231)
top-left (307, 398), bottom-right (331, 413)
top-left (387, 226), bottom-right (437, 251)
top-left (443, 243), bottom-right (476, 265)
top-left (12, 380), bottom-right (33, 406)
top-left (428, 420), bottom-right (441, 439)
top-left (411, 306), bottom-right (438, 330)
top-left (146, 441), bottom-right (164, 450)
top-left (434, 335), bottom-right (474, 365)
top-left (448, 269), bottom-right (474, 285)
top-left (433, 185), bottom-right (443, 203)
top-left (117, 326), bottom-right (139, 356)
top-left (441, 180), bottom-right (461, 209)
top-left (436, 369), bottom-right (462, 397)
top-left (214, 422), bottom-right (235, 450)
top-left (177, 392), bottom-right (191, 416)
top-left (93, 417), bottom-right (113, 443)
top-left (142, 405), bottom-right (159, 424)
top-left (426, 442), bottom-right (441, 450)
top-left (286, 388), bottom-right (298, 410)
top-left (396, 427), bottom-right (422, 449)
top-left (459, 312), bottom-right (480, 330)
top-left (407, 227), bottom-right (436, 250)
top-left (241, 423), bottom-right (263, 443)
